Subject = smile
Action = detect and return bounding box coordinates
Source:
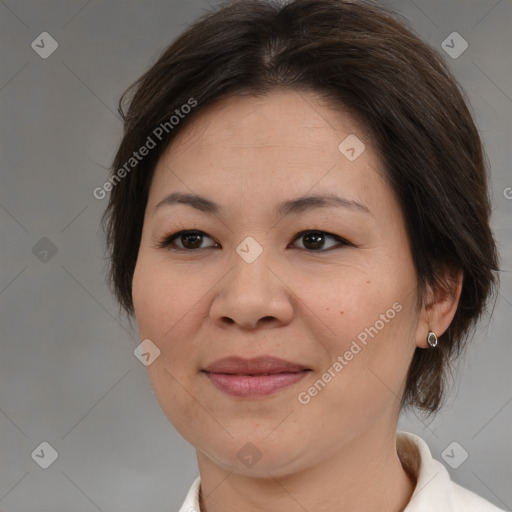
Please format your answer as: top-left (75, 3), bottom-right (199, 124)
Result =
top-left (202, 355), bottom-right (311, 398)
top-left (203, 371), bottom-right (310, 397)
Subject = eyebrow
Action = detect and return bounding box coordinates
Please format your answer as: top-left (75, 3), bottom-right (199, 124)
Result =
top-left (152, 191), bottom-right (371, 217)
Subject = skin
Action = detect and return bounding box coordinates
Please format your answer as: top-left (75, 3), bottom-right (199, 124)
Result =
top-left (131, 90), bottom-right (462, 512)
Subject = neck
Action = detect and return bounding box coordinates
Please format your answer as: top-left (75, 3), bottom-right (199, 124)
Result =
top-left (196, 427), bottom-right (417, 512)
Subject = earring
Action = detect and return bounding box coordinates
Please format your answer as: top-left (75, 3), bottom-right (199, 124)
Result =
top-left (427, 331), bottom-right (438, 348)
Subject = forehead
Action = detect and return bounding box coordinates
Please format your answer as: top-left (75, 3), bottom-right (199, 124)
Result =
top-left (167, 90), bottom-right (371, 157)
top-left (149, 90), bottom-right (388, 210)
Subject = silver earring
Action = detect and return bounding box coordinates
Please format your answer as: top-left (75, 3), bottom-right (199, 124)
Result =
top-left (427, 331), bottom-right (438, 348)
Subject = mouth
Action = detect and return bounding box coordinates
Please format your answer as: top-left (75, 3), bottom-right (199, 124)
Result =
top-left (202, 356), bottom-right (311, 398)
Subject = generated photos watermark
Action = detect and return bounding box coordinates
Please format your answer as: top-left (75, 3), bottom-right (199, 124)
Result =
top-left (93, 97), bottom-right (198, 200)
top-left (297, 301), bottom-right (403, 405)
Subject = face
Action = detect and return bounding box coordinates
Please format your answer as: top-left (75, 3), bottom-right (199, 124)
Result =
top-left (132, 90), bottom-right (423, 477)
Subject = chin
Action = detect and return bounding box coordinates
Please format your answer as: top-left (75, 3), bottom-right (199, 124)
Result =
top-left (196, 434), bottom-right (313, 479)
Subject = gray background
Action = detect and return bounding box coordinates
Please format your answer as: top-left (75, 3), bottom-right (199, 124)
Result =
top-left (0, 0), bottom-right (511, 510)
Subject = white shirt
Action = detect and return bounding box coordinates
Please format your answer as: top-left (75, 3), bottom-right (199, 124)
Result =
top-left (177, 431), bottom-right (505, 511)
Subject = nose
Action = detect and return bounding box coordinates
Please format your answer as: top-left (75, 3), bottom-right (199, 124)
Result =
top-left (209, 247), bottom-right (294, 331)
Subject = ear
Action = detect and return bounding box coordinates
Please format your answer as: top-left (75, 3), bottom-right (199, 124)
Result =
top-left (415, 269), bottom-right (463, 349)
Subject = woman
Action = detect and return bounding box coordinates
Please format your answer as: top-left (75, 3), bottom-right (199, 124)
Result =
top-left (101, 0), bottom-right (503, 510)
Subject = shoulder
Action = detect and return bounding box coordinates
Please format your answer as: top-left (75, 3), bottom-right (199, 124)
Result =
top-left (397, 431), bottom-right (506, 512)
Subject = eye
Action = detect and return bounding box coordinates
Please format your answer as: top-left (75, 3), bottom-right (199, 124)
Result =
top-left (156, 229), bottom-right (352, 252)
top-left (156, 230), bottom-right (218, 251)
top-left (290, 230), bottom-right (352, 251)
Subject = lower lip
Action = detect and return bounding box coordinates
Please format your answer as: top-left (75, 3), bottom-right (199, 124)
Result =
top-left (204, 371), bottom-right (309, 397)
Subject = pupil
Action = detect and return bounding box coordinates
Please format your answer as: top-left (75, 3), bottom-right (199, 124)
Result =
top-left (183, 232), bottom-right (202, 248)
top-left (304, 232), bottom-right (324, 250)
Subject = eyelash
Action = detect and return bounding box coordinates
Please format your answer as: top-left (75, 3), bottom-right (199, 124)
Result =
top-left (155, 229), bottom-right (354, 252)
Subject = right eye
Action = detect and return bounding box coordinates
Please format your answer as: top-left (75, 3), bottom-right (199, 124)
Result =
top-left (156, 230), bottom-right (219, 251)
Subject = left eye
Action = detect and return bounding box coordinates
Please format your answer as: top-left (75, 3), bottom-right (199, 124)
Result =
top-left (291, 230), bottom-right (351, 251)
top-left (156, 229), bottom-right (352, 252)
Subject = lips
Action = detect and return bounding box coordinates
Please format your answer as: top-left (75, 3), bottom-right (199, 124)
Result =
top-left (203, 356), bottom-right (309, 375)
top-left (202, 356), bottom-right (311, 397)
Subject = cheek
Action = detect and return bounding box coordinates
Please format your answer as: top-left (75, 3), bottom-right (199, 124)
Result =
top-left (291, 264), bottom-right (396, 341)
top-left (132, 258), bottom-right (207, 433)
top-left (132, 256), bottom-right (203, 340)
top-left (131, 255), bottom-right (222, 398)
top-left (298, 262), bottom-right (418, 397)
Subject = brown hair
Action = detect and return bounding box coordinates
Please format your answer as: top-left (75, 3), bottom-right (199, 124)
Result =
top-left (101, 0), bottom-right (499, 414)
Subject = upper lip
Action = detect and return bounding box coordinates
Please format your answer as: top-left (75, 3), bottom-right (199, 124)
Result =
top-left (203, 356), bottom-right (310, 375)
